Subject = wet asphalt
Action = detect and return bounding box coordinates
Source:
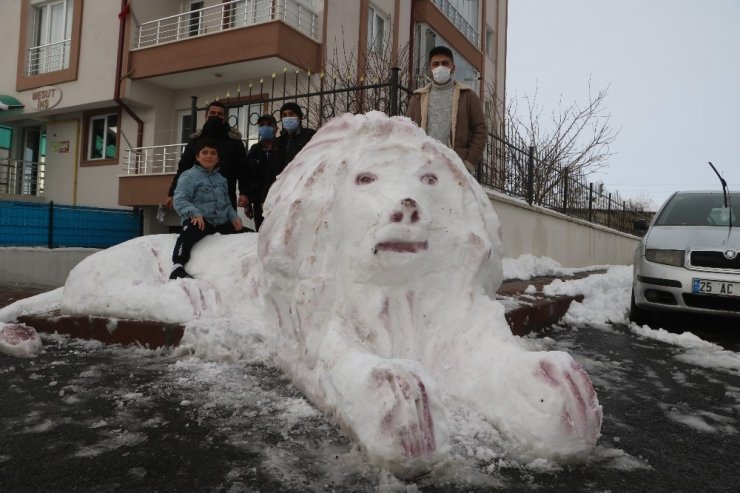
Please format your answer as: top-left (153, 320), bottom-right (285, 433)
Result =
top-left (2, 312), bottom-right (740, 492)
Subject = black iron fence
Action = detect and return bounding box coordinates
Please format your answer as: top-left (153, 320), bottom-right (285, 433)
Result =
top-left (481, 129), bottom-right (649, 236)
top-left (186, 66), bottom-right (648, 236)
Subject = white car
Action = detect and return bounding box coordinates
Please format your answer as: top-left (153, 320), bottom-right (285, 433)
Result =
top-left (630, 190), bottom-right (740, 324)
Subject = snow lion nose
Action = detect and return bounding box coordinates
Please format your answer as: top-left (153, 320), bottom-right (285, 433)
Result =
top-left (390, 198), bottom-right (420, 224)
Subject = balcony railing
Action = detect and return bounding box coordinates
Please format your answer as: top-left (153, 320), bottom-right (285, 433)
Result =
top-left (135, 0), bottom-right (318, 49)
top-left (125, 144), bottom-right (187, 175)
top-left (0, 158), bottom-right (45, 196)
top-left (26, 39), bottom-right (71, 76)
top-left (432, 0), bottom-right (480, 47)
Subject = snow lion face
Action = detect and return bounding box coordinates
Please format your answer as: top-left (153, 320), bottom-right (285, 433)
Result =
top-left (259, 111), bottom-right (503, 294)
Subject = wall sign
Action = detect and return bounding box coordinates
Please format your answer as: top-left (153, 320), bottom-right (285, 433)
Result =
top-left (31, 86), bottom-right (62, 110)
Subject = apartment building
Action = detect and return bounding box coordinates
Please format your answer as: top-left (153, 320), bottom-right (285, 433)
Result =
top-left (0, 0), bottom-right (508, 233)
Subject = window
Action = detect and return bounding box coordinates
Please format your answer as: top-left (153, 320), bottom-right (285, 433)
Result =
top-left (88, 113), bottom-right (118, 161)
top-left (187, 1), bottom-right (204, 37)
top-left (0, 126), bottom-right (12, 151)
top-left (485, 28), bottom-right (494, 58)
top-left (178, 111), bottom-right (194, 143)
top-left (367, 6), bottom-right (387, 54)
top-left (228, 0), bottom-right (249, 28)
top-left (29, 0), bottom-right (73, 75)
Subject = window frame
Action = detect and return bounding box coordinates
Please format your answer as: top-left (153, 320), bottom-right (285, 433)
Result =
top-left (367, 5), bottom-right (388, 55)
top-left (485, 27), bottom-right (494, 60)
top-left (177, 110), bottom-right (194, 144)
top-left (17, 0), bottom-right (83, 91)
top-left (81, 108), bottom-right (121, 166)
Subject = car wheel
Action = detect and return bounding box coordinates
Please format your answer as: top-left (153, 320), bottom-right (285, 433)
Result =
top-left (629, 289), bottom-right (652, 326)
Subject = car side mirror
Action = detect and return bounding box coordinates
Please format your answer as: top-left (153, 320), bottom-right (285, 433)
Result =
top-left (633, 218), bottom-right (648, 234)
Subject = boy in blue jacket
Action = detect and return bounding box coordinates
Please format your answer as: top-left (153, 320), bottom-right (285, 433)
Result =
top-left (170, 138), bottom-right (243, 279)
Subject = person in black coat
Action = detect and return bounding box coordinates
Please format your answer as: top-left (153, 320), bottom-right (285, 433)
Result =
top-left (273, 102), bottom-right (316, 175)
top-left (164, 101), bottom-right (249, 211)
top-left (244, 114), bottom-right (280, 231)
top-left (244, 102), bottom-right (316, 231)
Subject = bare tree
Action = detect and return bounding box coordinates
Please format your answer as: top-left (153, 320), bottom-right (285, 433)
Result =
top-left (625, 193), bottom-right (659, 213)
top-left (308, 27), bottom-right (413, 123)
top-left (507, 81), bottom-right (619, 174)
top-left (488, 81), bottom-right (619, 204)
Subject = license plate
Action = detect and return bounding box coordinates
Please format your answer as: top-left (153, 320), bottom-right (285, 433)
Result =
top-left (692, 278), bottom-right (738, 297)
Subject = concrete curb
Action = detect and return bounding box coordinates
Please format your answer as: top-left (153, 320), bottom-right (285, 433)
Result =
top-left (17, 313), bottom-right (184, 348)
top-left (5, 276), bottom-right (587, 348)
top-left (504, 294), bottom-right (583, 336)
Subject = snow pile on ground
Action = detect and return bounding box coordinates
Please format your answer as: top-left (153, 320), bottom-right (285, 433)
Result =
top-left (631, 325), bottom-right (740, 372)
top-left (503, 254), bottom-right (609, 281)
top-left (543, 266), bottom-right (632, 328)
top-left (0, 323), bottom-right (42, 358)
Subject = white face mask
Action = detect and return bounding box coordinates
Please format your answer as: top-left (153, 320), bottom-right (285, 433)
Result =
top-left (431, 66), bottom-right (452, 84)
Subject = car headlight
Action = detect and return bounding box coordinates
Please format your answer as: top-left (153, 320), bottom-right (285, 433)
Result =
top-left (645, 249), bottom-right (685, 267)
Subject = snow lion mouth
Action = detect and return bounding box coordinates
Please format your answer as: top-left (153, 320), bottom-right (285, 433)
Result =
top-left (373, 241), bottom-right (429, 254)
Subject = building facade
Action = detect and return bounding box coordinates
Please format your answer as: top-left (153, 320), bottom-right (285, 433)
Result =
top-left (0, 0), bottom-right (508, 233)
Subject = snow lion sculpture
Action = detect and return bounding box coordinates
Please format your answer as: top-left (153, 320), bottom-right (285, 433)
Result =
top-left (0, 112), bottom-right (602, 479)
top-left (257, 111), bottom-right (602, 478)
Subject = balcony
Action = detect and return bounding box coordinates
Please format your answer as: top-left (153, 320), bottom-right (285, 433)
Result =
top-left (127, 0), bottom-right (322, 85)
top-left (136, 0), bottom-right (318, 48)
top-left (118, 144), bottom-right (184, 206)
top-left (26, 39), bottom-right (71, 76)
top-left (432, 0), bottom-right (480, 47)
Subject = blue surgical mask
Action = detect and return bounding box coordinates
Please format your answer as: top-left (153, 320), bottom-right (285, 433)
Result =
top-left (282, 116), bottom-right (300, 133)
top-left (258, 125), bottom-right (274, 141)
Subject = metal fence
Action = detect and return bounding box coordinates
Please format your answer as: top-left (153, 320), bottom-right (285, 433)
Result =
top-left (0, 200), bottom-right (143, 249)
top-left (176, 67), bottom-right (648, 236)
top-left (482, 126), bottom-right (649, 236)
top-left (0, 158), bottom-right (44, 196)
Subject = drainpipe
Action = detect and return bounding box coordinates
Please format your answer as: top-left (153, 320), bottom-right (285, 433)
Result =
top-left (407, 0), bottom-right (416, 86)
top-left (115, 0), bottom-right (143, 151)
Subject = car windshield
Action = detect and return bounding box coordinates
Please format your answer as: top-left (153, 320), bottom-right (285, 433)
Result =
top-left (655, 192), bottom-right (740, 226)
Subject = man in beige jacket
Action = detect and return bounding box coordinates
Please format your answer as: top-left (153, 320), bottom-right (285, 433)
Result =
top-left (407, 46), bottom-right (488, 174)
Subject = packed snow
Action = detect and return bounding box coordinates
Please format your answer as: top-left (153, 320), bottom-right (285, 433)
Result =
top-left (0, 112), bottom-right (737, 483)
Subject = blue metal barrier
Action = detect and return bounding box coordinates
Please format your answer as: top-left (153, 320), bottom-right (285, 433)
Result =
top-left (0, 200), bottom-right (142, 248)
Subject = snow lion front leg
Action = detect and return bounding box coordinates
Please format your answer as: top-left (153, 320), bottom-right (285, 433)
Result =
top-left (453, 344), bottom-right (602, 462)
top-left (317, 325), bottom-right (450, 479)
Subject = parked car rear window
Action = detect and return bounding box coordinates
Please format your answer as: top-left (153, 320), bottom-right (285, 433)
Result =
top-left (655, 192), bottom-right (740, 226)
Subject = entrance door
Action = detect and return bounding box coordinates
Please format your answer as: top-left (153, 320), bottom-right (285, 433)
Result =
top-left (22, 127), bottom-right (44, 195)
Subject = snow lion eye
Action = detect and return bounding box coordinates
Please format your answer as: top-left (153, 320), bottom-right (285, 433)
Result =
top-left (355, 172), bottom-right (377, 185)
top-left (420, 173), bottom-right (438, 185)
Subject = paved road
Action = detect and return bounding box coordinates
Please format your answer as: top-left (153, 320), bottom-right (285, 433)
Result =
top-left (2, 298), bottom-right (740, 491)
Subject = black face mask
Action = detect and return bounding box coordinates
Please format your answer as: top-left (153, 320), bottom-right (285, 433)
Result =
top-left (202, 116), bottom-right (227, 137)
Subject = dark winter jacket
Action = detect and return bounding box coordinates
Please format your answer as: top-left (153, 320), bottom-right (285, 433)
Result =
top-left (273, 126), bottom-right (317, 175)
top-left (168, 127), bottom-right (249, 209)
top-left (245, 142), bottom-right (281, 206)
top-left (173, 164), bottom-right (238, 226)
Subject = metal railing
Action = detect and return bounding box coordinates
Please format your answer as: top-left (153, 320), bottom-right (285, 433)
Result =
top-left (0, 158), bottom-right (45, 196)
top-left (480, 129), bottom-right (650, 236)
top-left (26, 39), bottom-right (71, 75)
top-left (125, 143), bottom-right (186, 175)
top-left (135, 0), bottom-right (318, 49)
top-left (432, 0), bottom-right (480, 47)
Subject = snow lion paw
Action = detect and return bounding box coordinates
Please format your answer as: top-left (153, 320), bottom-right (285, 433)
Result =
top-left (357, 361), bottom-right (449, 479)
